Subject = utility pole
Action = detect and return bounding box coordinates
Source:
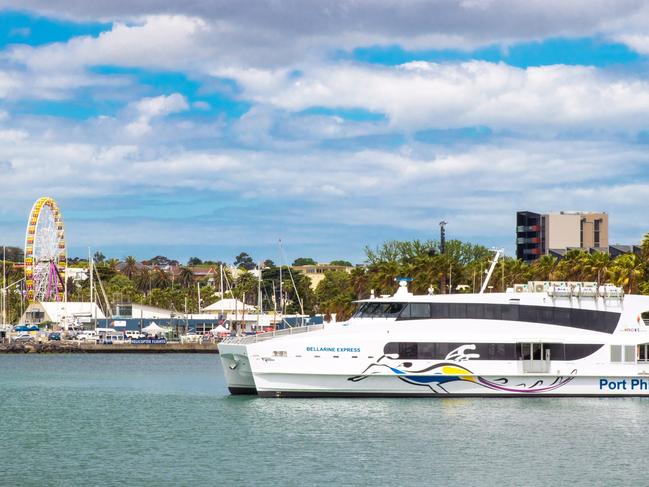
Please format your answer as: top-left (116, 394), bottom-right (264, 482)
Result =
top-left (197, 282), bottom-right (202, 314)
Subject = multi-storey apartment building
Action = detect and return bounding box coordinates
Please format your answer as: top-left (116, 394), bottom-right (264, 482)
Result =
top-left (516, 211), bottom-right (608, 263)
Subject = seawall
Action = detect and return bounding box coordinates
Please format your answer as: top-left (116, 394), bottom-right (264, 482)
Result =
top-left (0, 342), bottom-right (220, 353)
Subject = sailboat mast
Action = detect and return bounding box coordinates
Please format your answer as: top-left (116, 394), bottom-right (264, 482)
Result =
top-left (2, 245), bottom-right (6, 326)
top-left (257, 261), bottom-right (262, 331)
top-left (219, 263), bottom-right (224, 316)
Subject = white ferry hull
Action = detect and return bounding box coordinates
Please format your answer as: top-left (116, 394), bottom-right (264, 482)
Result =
top-left (253, 373), bottom-right (649, 397)
top-left (218, 343), bottom-right (257, 394)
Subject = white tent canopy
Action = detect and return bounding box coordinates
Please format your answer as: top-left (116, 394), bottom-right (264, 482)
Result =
top-left (141, 322), bottom-right (169, 335)
top-left (203, 298), bottom-right (257, 313)
top-left (210, 324), bottom-right (230, 335)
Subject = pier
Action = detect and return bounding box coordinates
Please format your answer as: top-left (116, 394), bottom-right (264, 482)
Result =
top-left (0, 341), bottom-right (220, 353)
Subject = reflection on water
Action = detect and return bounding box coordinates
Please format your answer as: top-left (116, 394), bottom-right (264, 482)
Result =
top-left (2, 354), bottom-right (648, 486)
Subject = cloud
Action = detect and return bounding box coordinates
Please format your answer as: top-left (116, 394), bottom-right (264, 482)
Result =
top-left (2, 1), bottom-right (647, 53)
top-left (125, 93), bottom-right (188, 136)
top-left (223, 61), bottom-right (649, 134)
top-left (7, 15), bottom-right (210, 72)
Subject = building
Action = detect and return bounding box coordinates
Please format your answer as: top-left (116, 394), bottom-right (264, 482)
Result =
top-left (516, 211), bottom-right (608, 263)
top-left (21, 301), bottom-right (106, 328)
top-left (292, 263), bottom-right (353, 289)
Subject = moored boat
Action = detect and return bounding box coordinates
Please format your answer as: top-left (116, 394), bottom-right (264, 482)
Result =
top-left (219, 279), bottom-right (649, 397)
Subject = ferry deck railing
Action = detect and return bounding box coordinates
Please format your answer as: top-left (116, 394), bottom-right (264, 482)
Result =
top-left (221, 324), bottom-right (325, 345)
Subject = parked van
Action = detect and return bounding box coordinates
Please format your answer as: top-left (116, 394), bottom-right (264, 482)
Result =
top-left (76, 331), bottom-right (98, 342)
top-left (125, 330), bottom-right (145, 339)
top-left (98, 334), bottom-right (129, 345)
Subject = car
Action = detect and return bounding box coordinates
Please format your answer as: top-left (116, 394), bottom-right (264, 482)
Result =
top-left (13, 334), bottom-right (34, 343)
top-left (48, 332), bottom-right (62, 341)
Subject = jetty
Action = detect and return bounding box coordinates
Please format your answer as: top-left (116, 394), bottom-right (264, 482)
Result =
top-left (0, 341), bottom-right (220, 353)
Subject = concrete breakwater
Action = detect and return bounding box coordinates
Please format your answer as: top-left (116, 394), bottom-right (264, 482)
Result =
top-left (0, 342), bottom-right (220, 353)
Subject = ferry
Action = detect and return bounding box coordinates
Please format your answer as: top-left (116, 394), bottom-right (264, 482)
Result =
top-left (219, 280), bottom-right (649, 397)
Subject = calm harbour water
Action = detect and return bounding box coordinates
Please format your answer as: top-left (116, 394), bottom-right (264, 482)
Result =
top-left (2, 354), bottom-right (647, 486)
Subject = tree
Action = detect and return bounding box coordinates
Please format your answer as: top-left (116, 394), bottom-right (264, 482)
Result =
top-left (233, 270), bottom-right (257, 304)
top-left (315, 270), bottom-right (356, 320)
top-left (178, 266), bottom-right (195, 288)
top-left (122, 256), bottom-right (139, 279)
top-left (584, 252), bottom-right (611, 285)
top-left (1, 246), bottom-right (23, 262)
top-left (234, 252), bottom-right (255, 270)
top-left (93, 251), bottom-right (105, 264)
top-left (151, 268), bottom-right (171, 289)
top-left (610, 254), bottom-right (644, 293)
top-left (292, 257), bottom-right (317, 266)
top-left (187, 257), bottom-right (203, 266)
top-left (330, 260), bottom-right (353, 267)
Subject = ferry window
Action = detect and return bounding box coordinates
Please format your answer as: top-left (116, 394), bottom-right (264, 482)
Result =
top-left (624, 345), bottom-right (636, 363)
top-left (610, 345), bottom-right (622, 363)
top-left (639, 344), bottom-right (649, 362)
top-left (430, 303), bottom-right (449, 319)
top-left (380, 303), bottom-right (405, 317)
top-left (417, 342), bottom-right (436, 359)
top-left (501, 305), bottom-right (520, 321)
top-left (400, 303), bottom-right (431, 320)
top-left (449, 304), bottom-right (467, 319)
top-left (355, 302), bottom-right (405, 318)
top-left (384, 342), bottom-right (398, 355)
top-left (398, 342), bottom-right (418, 359)
top-left (482, 304), bottom-right (501, 320)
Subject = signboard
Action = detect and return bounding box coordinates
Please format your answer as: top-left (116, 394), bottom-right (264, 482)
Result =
top-left (113, 320), bottom-right (127, 328)
top-left (131, 338), bottom-right (167, 345)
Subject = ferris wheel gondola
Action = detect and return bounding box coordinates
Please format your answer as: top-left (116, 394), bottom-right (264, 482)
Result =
top-left (24, 197), bottom-right (67, 302)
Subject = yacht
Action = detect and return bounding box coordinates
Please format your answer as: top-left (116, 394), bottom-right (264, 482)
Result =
top-left (219, 280), bottom-right (649, 397)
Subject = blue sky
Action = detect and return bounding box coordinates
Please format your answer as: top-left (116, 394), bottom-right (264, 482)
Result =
top-left (1, 2), bottom-right (649, 264)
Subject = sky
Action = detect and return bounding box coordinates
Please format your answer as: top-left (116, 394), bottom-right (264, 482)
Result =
top-left (1, 1), bottom-right (649, 264)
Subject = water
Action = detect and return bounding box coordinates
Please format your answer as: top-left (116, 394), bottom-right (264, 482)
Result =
top-left (2, 354), bottom-right (647, 486)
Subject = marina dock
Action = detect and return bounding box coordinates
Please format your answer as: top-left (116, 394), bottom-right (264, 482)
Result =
top-left (0, 341), bottom-right (220, 353)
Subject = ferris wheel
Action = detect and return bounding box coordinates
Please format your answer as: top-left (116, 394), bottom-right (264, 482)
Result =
top-left (24, 197), bottom-right (67, 302)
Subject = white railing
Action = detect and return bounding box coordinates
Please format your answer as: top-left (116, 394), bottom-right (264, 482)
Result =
top-left (221, 324), bottom-right (325, 344)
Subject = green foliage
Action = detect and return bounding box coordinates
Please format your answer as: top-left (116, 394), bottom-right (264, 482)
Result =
top-left (187, 257), bottom-right (202, 266)
top-left (1, 246), bottom-right (24, 262)
top-left (6, 237), bottom-right (649, 324)
top-left (329, 260), bottom-right (353, 267)
top-left (292, 257), bottom-right (317, 266)
top-left (234, 252), bottom-right (255, 270)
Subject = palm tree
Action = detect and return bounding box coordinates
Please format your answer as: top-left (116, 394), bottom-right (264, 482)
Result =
top-left (178, 266), bottom-right (195, 288)
top-left (135, 268), bottom-right (152, 294)
top-left (584, 252), bottom-right (611, 285)
top-left (122, 256), bottom-right (138, 279)
top-left (610, 254), bottom-right (644, 293)
top-left (530, 255), bottom-right (557, 281)
top-left (556, 250), bottom-right (589, 281)
top-left (151, 268), bottom-right (171, 289)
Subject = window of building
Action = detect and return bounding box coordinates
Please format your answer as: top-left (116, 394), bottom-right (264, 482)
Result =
top-left (594, 219), bottom-right (601, 247)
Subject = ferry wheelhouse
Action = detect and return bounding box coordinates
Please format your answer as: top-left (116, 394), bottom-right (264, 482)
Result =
top-left (219, 280), bottom-right (649, 397)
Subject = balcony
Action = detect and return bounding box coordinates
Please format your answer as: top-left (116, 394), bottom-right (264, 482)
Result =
top-left (517, 237), bottom-right (540, 244)
top-left (516, 225), bottom-right (540, 232)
